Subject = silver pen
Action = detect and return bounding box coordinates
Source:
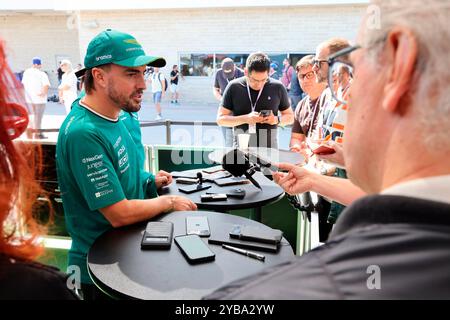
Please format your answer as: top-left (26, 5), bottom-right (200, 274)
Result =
top-left (222, 244), bottom-right (265, 261)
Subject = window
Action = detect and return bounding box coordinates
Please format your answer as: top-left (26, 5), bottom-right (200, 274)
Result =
top-left (179, 53), bottom-right (312, 77)
top-left (215, 54), bottom-right (249, 71)
top-left (180, 54), bottom-right (214, 77)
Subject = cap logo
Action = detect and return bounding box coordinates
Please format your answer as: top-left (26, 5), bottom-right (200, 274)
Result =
top-left (124, 39), bottom-right (139, 45)
top-left (96, 54), bottom-right (112, 61)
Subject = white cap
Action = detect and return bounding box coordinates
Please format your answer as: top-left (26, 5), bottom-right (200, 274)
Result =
top-left (60, 59), bottom-right (72, 66)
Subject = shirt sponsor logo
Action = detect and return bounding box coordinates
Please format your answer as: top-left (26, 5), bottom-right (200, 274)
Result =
top-left (113, 136), bottom-right (122, 149)
top-left (82, 154), bottom-right (103, 164)
top-left (95, 189), bottom-right (113, 198)
top-left (87, 168), bottom-right (107, 178)
top-left (118, 153), bottom-right (128, 167)
top-left (117, 145), bottom-right (126, 157)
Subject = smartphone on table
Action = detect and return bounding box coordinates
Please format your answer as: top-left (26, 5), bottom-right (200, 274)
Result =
top-left (186, 216), bottom-right (211, 237)
top-left (174, 234), bottom-right (216, 264)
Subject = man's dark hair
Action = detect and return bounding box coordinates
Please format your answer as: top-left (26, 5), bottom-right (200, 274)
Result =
top-left (246, 52), bottom-right (270, 74)
top-left (84, 64), bottom-right (111, 94)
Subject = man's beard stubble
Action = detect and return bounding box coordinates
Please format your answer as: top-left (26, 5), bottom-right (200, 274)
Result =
top-left (107, 80), bottom-right (143, 113)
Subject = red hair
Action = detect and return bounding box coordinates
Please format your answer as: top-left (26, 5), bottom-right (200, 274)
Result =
top-left (0, 39), bottom-right (48, 260)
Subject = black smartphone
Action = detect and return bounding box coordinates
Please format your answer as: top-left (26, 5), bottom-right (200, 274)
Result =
top-left (141, 221), bottom-right (173, 249)
top-left (178, 184), bottom-right (211, 194)
top-left (259, 109), bottom-right (272, 117)
top-left (174, 234), bottom-right (215, 264)
top-left (207, 188), bottom-right (246, 199)
top-left (186, 216), bottom-right (211, 237)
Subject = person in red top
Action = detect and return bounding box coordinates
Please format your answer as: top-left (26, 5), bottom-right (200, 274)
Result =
top-left (0, 38), bottom-right (78, 300)
top-left (280, 57), bottom-right (294, 90)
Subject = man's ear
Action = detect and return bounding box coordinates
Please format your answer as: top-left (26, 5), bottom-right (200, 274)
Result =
top-left (382, 27), bottom-right (418, 113)
top-left (92, 67), bottom-right (108, 89)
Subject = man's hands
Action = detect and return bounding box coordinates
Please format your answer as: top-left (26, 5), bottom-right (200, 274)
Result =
top-left (161, 195), bottom-right (197, 212)
top-left (155, 170), bottom-right (173, 189)
top-left (272, 162), bottom-right (313, 195)
top-left (246, 111), bottom-right (278, 125)
top-left (316, 141), bottom-right (345, 168)
top-left (246, 111), bottom-right (264, 125)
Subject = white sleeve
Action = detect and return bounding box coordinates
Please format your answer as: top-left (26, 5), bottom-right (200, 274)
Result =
top-left (41, 72), bottom-right (50, 87)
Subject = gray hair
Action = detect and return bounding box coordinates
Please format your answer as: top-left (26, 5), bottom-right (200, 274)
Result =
top-left (364, 0), bottom-right (450, 147)
top-left (295, 55), bottom-right (314, 71)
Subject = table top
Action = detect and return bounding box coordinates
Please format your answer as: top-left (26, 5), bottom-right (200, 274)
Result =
top-left (161, 170), bottom-right (284, 211)
top-left (88, 211), bottom-right (294, 300)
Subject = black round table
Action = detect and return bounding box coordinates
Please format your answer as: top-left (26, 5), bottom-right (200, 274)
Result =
top-left (161, 170), bottom-right (284, 221)
top-left (88, 211), bottom-right (294, 300)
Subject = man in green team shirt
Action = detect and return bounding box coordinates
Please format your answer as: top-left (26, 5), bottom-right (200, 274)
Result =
top-left (56, 29), bottom-right (197, 299)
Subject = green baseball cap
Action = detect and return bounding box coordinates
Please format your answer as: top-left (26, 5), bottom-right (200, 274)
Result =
top-left (75, 29), bottom-right (166, 77)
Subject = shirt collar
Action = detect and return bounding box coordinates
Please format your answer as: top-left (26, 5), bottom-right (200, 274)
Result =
top-left (381, 175), bottom-right (450, 205)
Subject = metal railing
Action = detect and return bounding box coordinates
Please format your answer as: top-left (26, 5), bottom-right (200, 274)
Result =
top-left (33, 120), bottom-right (219, 145)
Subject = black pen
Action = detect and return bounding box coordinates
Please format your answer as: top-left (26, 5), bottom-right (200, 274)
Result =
top-left (222, 244), bottom-right (265, 261)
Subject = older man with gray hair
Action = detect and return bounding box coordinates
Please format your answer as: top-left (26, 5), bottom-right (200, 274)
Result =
top-left (206, 0), bottom-right (450, 299)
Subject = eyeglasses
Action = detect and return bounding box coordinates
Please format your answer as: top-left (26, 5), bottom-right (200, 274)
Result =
top-left (298, 71), bottom-right (315, 81)
top-left (312, 59), bottom-right (328, 69)
top-left (326, 45), bottom-right (361, 105)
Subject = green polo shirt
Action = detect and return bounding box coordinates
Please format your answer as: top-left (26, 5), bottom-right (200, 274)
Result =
top-left (56, 100), bottom-right (155, 284)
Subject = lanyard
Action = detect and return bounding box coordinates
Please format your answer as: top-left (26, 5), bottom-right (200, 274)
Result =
top-left (246, 80), bottom-right (264, 112)
top-left (307, 97), bottom-right (321, 138)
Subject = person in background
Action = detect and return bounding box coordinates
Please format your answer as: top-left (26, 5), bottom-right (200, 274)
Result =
top-left (58, 59), bottom-right (78, 114)
top-left (148, 67), bottom-right (166, 120)
top-left (280, 57), bottom-right (294, 91)
top-left (213, 58), bottom-right (244, 147)
top-left (206, 0), bottom-right (450, 299)
top-left (290, 55), bottom-right (327, 154)
top-left (21, 56), bottom-right (50, 139)
top-left (0, 39), bottom-right (78, 300)
top-left (217, 52), bottom-right (294, 149)
top-left (269, 62), bottom-right (279, 80)
top-left (288, 61), bottom-right (304, 111)
top-left (56, 61), bottom-right (63, 84)
top-left (169, 64), bottom-right (181, 104)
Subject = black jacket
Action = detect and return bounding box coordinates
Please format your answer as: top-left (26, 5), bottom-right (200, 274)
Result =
top-left (205, 195), bottom-right (450, 299)
top-left (0, 254), bottom-right (79, 300)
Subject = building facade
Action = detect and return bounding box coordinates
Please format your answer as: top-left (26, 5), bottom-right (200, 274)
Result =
top-left (1, 1), bottom-right (367, 104)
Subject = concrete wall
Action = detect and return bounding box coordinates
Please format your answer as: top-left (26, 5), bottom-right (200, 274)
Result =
top-left (78, 5), bottom-right (364, 104)
top-left (0, 4), bottom-right (365, 103)
top-left (0, 13), bottom-right (81, 88)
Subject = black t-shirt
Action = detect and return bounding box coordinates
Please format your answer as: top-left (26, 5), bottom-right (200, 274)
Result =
top-left (170, 70), bottom-right (179, 85)
top-left (221, 77), bottom-right (290, 147)
top-left (214, 68), bottom-right (244, 93)
top-left (0, 254), bottom-right (79, 300)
